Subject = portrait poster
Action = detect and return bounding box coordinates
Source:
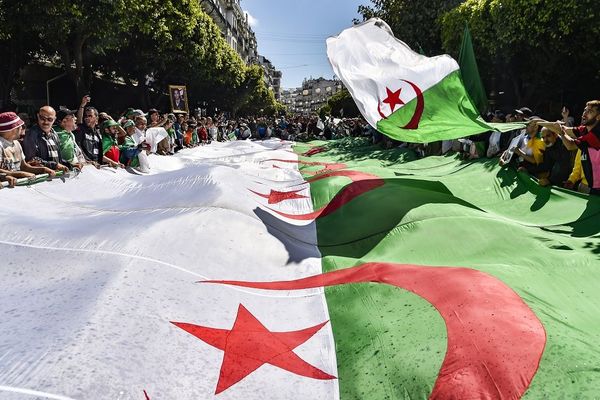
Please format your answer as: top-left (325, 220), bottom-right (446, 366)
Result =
top-left (169, 85), bottom-right (189, 114)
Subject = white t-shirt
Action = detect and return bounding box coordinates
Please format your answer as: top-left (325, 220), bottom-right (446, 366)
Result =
top-left (0, 136), bottom-right (25, 171)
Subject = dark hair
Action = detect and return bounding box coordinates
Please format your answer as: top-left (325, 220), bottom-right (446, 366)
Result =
top-left (85, 107), bottom-right (98, 117)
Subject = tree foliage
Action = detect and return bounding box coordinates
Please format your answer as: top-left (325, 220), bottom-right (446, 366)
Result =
top-left (318, 103), bottom-right (331, 120)
top-left (235, 65), bottom-right (280, 116)
top-left (356, 0), bottom-right (600, 115)
top-left (25, 0), bottom-right (134, 97)
top-left (0, 1), bottom-right (43, 107)
top-left (96, 1), bottom-right (245, 109)
top-left (357, 0), bottom-right (463, 55)
top-left (1, 0), bottom-right (270, 114)
top-left (327, 89), bottom-right (360, 118)
top-left (440, 0), bottom-right (600, 113)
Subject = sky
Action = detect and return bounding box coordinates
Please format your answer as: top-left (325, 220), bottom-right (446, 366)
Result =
top-left (242, 0), bottom-right (368, 89)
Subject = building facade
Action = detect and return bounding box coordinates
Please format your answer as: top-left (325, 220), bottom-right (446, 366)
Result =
top-left (257, 56), bottom-right (282, 100)
top-left (199, 0), bottom-right (258, 64)
top-left (280, 77), bottom-right (344, 115)
top-left (200, 0), bottom-right (283, 101)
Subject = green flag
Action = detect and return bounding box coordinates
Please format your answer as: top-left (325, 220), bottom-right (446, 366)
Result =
top-left (459, 23), bottom-right (489, 114)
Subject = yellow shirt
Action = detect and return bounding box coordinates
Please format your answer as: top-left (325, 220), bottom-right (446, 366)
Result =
top-left (526, 136), bottom-right (545, 165)
top-left (568, 149), bottom-right (588, 186)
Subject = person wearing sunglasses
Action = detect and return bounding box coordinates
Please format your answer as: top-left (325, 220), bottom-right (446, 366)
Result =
top-left (22, 106), bottom-right (69, 173)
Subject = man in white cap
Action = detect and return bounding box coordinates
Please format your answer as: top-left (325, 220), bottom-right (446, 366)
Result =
top-left (0, 112), bottom-right (57, 187)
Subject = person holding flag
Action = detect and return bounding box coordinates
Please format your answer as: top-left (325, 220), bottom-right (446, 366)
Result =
top-left (541, 100), bottom-right (600, 194)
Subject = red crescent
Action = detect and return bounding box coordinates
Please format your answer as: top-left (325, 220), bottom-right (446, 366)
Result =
top-left (377, 80), bottom-right (424, 129)
top-left (267, 170), bottom-right (384, 220)
top-left (303, 146), bottom-right (328, 157)
top-left (377, 101), bottom-right (388, 119)
top-left (263, 159), bottom-right (347, 174)
top-left (400, 79), bottom-right (424, 129)
top-left (204, 262), bottom-right (546, 399)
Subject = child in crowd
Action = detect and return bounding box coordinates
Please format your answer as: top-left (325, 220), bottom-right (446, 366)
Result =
top-left (101, 120), bottom-right (124, 168)
top-left (119, 119), bottom-right (142, 166)
top-left (198, 121), bottom-right (208, 145)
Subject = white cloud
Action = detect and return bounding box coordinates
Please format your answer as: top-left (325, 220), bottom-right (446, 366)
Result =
top-left (244, 10), bottom-right (258, 28)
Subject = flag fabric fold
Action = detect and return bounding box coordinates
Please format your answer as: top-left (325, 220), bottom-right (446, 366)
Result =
top-left (458, 23), bottom-right (488, 114)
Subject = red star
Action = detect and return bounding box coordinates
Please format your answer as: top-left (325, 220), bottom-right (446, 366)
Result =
top-left (382, 86), bottom-right (405, 112)
top-left (171, 304), bottom-right (335, 394)
top-left (248, 188), bottom-right (308, 204)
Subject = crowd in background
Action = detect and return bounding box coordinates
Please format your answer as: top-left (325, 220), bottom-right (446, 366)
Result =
top-left (1, 96), bottom-right (599, 197)
top-left (368, 102), bottom-right (600, 196)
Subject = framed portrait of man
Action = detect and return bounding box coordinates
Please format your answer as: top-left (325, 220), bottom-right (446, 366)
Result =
top-left (169, 85), bottom-right (189, 114)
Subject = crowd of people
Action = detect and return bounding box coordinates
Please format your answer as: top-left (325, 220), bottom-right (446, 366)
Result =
top-left (0, 95), bottom-right (371, 188)
top-left (367, 102), bottom-right (599, 196)
top-left (1, 96), bottom-right (598, 197)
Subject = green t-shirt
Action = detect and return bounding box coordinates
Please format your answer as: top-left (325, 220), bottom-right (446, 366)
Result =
top-left (102, 134), bottom-right (118, 155)
top-left (56, 128), bottom-right (76, 164)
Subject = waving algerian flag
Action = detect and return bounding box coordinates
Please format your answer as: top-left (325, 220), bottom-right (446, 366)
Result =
top-left (327, 18), bottom-right (493, 142)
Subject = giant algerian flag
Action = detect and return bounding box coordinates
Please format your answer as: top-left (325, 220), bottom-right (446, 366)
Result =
top-left (2, 138), bottom-right (600, 399)
top-left (327, 18), bottom-right (493, 142)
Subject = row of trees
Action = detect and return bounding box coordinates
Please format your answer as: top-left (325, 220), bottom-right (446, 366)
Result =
top-left (356, 0), bottom-right (599, 116)
top-left (0, 0), bottom-right (282, 115)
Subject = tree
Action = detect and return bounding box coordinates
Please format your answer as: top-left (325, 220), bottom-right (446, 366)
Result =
top-left (235, 65), bottom-right (279, 116)
top-left (96, 1), bottom-right (245, 110)
top-left (440, 0), bottom-right (600, 114)
top-left (2, 0), bottom-right (279, 115)
top-left (357, 0), bottom-right (463, 56)
top-left (26, 0), bottom-right (136, 98)
top-left (0, 1), bottom-right (43, 109)
top-left (318, 104), bottom-right (332, 120)
top-left (327, 89), bottom-right (360, 118)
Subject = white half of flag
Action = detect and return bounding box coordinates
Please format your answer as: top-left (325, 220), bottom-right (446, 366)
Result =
top-left (0, 140), bottom-right (339, 400)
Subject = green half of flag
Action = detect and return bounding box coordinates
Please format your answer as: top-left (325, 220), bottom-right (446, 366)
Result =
top-left (294, 139), bottom-right (600, 399)
top-left (376, 70), bottom-right (492, 143)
